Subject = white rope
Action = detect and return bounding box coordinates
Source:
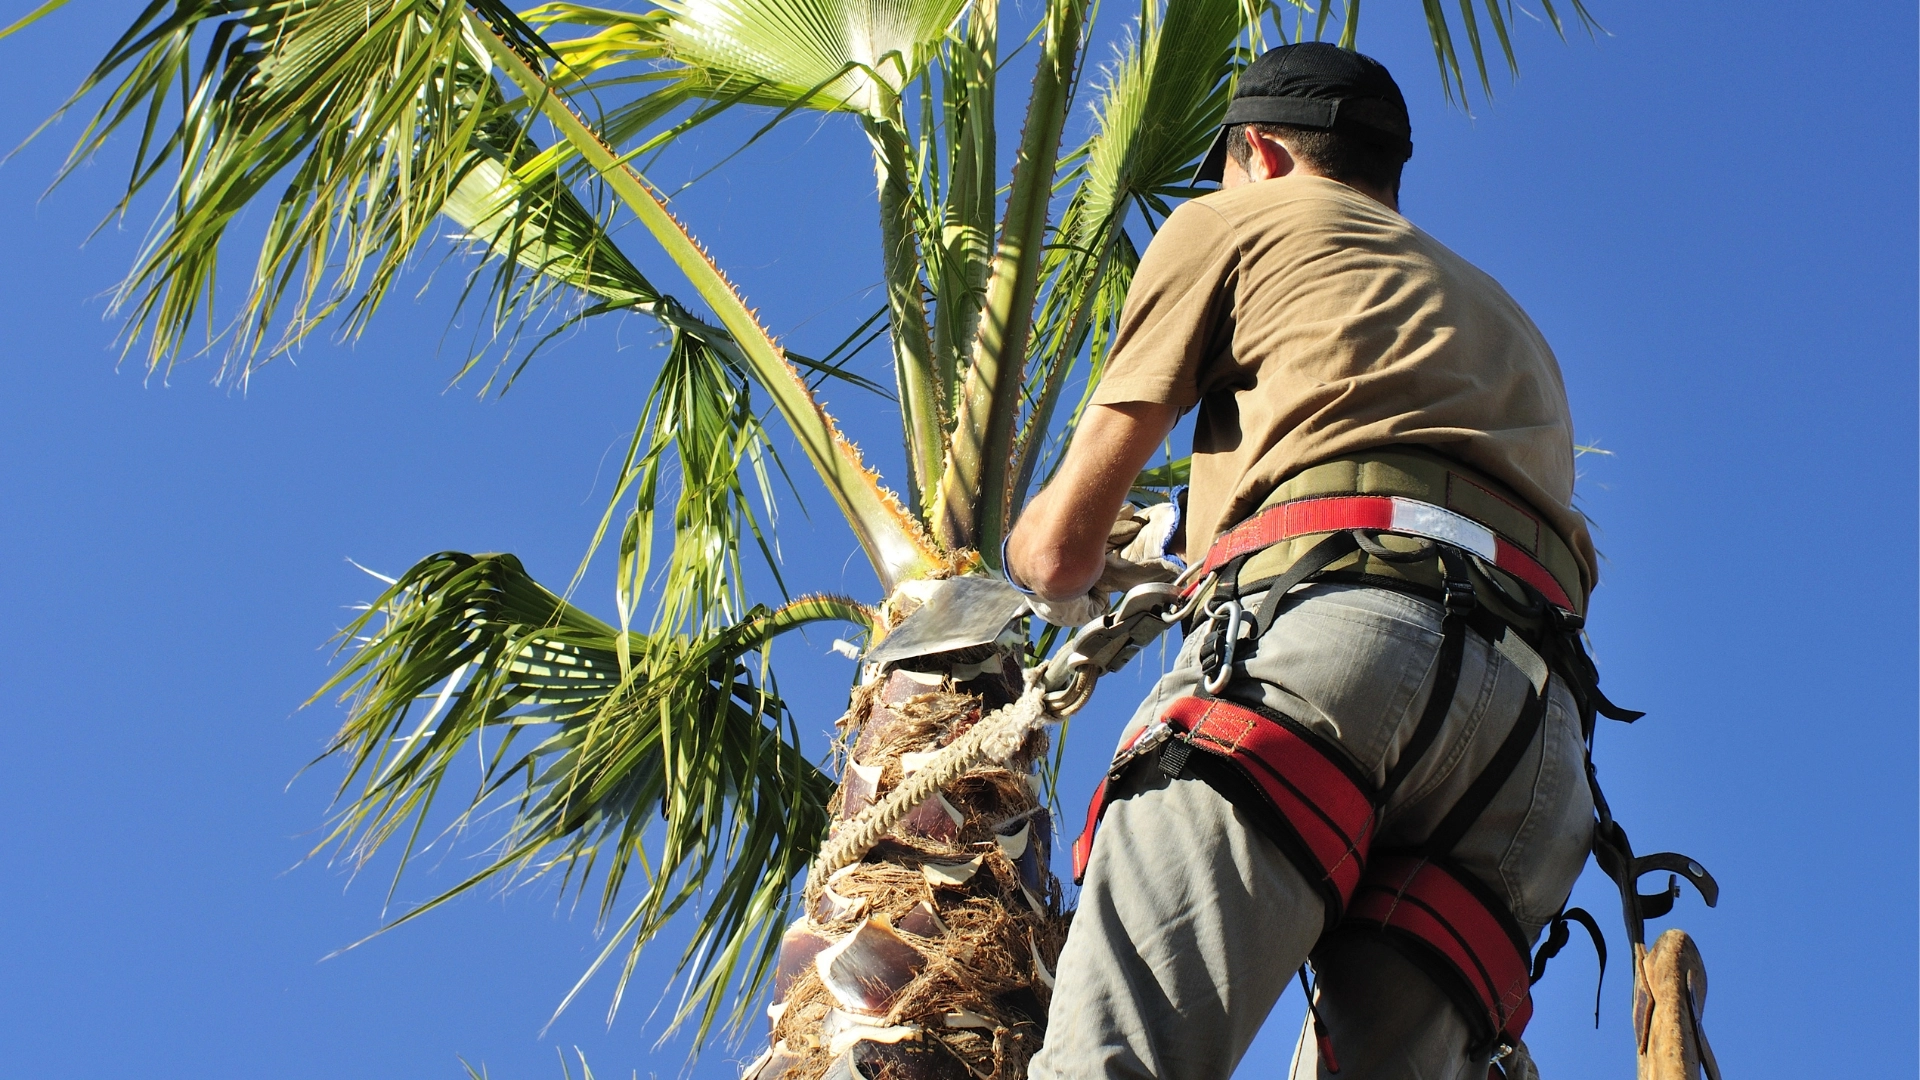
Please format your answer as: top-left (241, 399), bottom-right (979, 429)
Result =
top-left (811, 669), bottom-right (1052, 881)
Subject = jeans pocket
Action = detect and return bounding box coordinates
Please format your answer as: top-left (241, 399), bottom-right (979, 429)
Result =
top-left (1494, 686), bottom-right (1596, 934)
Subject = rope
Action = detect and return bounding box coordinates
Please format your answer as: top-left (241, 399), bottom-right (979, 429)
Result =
top-left (811, 668), bottom-right (1053, 882)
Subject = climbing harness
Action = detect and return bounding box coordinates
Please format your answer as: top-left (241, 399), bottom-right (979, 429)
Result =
top-left (1054, 449), bottom-right (1717, 1075)
top-left (837, 449), bottom-right (1715, 1074)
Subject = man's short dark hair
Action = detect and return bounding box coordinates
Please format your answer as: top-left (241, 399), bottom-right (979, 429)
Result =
top-left (1225, 121), bottom-right (1407, 195)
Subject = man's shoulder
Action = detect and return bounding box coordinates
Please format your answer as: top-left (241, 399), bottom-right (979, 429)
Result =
top-left (1191, 174), bottom-right (1398, 231)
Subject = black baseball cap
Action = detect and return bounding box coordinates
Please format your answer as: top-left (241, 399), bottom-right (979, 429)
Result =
top-left (1194, 42), bottom-right (1414, 185)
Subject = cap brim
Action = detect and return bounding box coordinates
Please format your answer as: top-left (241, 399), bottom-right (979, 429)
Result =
top-left (1193, 127), bottom-right (1232, 185)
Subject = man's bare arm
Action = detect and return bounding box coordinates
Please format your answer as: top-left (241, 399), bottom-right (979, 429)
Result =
top-left (1004, 401), bottom-right (1183, 600)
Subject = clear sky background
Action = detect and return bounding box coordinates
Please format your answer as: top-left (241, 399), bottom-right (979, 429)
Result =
top-left (0, 2), bottom-right (1913, 1078)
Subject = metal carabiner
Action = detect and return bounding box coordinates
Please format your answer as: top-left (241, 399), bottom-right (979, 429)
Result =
top-left (1200, 598), bottom-right (1243, 695)
top-left (1037, 578), bottom-right (1214, 717)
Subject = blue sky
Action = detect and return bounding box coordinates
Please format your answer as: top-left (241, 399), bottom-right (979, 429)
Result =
top-left (0, 2), bottom-right (1913, 1078)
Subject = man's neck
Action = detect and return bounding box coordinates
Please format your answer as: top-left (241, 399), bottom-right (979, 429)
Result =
top-left (1303, 169), bottom-right (1398, 213)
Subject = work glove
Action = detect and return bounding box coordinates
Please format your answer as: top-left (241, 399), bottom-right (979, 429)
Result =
top-left (1095, 497), bottom-right (1186, 593)
top-left (1021, 497), bottom-right (1186, 627)
top-left (1023, 588), bottom-right (1110, 629)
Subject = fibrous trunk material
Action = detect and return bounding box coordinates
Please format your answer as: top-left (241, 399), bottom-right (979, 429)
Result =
top-left (742, 647), bottom-right (1069, 1080)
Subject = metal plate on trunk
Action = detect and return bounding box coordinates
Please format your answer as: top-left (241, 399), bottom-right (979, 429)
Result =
top-left (862, 577), bottom-right (1027, 670)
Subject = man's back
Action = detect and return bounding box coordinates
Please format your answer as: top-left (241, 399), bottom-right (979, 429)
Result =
top-left (1091, 173), bottom-right (1593, 589)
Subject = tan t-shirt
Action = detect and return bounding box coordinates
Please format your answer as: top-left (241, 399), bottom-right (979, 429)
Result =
top-left (1090, 174), bottom-right (1596, 594)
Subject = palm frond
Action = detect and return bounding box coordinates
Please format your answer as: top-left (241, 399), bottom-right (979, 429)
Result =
top-left (583, 324), bottom-right (785, 646)
top-left (45, 0), bottom-right (551, 377)
top-left (1005, 0), bottom-right (1243, 511)
top-left (1346, 0), bottom-right (1605, 103)
top-left (521, 0), bottom-right (972, 517)
top-left (481, 24), bottom-right (946, 589)
top-left (933, 0), bottom-right (1090, 552)
top-left (919, 7), bottom-right (996, 412)
top-left (314, 551), bottom-right (872, 1042)
top-left (525, 0), bottom-right (968, 117)
top-left (1014, 219), bottom-right (1138, 496)
top-left (658, 0), bottom-right (968, 116)
top-left (0, 0), bottom-right (71, 41)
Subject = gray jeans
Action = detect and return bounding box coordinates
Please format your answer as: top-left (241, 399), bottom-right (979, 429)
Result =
top-left (1030, 583), bottom-right (1594, 1080)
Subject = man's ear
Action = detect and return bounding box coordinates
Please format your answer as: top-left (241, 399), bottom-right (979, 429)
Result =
top-left (1241, 127), bottom-right (1296, 182)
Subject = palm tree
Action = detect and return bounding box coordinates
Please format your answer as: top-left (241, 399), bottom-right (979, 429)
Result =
top-left (21, 0), bottom-right (1597, 1074)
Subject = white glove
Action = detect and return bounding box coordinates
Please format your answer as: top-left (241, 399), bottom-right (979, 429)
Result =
top-left (1024, 589), bottom-right (1110, 629)
top-left (1096, 498), bottom-right (1186, 593)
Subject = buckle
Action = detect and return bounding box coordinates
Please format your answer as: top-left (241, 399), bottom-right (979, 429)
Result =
top-left (1442, 576), bottom-right (1477, 617)
top-left (1109, 721), bottom-right (1174, 780)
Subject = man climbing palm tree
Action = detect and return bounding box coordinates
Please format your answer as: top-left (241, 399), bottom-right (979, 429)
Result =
top-left (1007, 43), bottom-right (1599, 1080)
top-left (29, 0), bottom-right (1721, 1066)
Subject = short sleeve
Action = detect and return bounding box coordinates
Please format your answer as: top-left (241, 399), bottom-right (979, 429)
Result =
top-left (1088, 201), bottom-right (1239, 410)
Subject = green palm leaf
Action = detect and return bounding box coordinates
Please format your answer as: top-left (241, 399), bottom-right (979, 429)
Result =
top-left (479, 24), bottom-right (944, 588)
top-left (1008, 0), bottom-right (1244, 506)
top-left (1345, 0), bottom-right (1603, 103)
top-left (589, 324), bottom-right (785, 646)
top-left (523, 0), bottom-right (974, 514)
top-left (46, 0), bottom-right (548, 376)
top-left (527, 0), bottom-right (968, 116)
top-left (315, 551), bottom-right (871, 1041)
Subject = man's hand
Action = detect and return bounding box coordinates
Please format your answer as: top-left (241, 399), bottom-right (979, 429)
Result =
top-left (1005, 401), bottom-right (1183, 606)
top-left (1023, 590), bottom-right (1111, 629)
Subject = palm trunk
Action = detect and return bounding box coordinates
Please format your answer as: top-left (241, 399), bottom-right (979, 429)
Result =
top-left (744, 641), bottom-right (1068, 1080)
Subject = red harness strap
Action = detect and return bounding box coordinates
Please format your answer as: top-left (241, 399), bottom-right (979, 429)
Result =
top-left (1071, 777), bottom-right (1111, 882)
top-left (1187, 495), bottom-right (1577, 613)
top-left (1343, 853), bottom-right (1536, 1051)
top-left (1072, 692), bottom-right (1544, 1058)
top-left (1073, 696), bottom-right (1376, 916)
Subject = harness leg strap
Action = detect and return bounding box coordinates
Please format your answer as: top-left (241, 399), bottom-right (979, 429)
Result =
top-left (1073, 695), bottom-right (1376, 928)
top-left (1339, 679), bottom-right (1551, 1057)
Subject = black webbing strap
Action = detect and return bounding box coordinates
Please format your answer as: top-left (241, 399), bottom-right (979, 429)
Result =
top-left (1423, 685), bottom-right (1549, 857)
top-left (1378, 546), bottom-right (1478, 801)
top-left (1196, 553), bottom-right (1246, 668)
top-left (1531, 906), bottom-right (1607, 1025)
top-left (1542, 610), bottom-right (1644, 745)
top-left (1297, 965), bottom-right (1341, 1074)
top-left (1248, 530), bottom-right (1361, 638)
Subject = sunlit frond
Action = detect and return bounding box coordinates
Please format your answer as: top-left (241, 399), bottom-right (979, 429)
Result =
top-left (315, 551), bottom-right (872, 1041)
top-left (526, 0), bottom-right (969, 116)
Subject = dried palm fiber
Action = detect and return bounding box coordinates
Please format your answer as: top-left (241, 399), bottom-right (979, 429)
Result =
top-left (812, 677), bottom-right (1053, 883)
top-left (751, 657), bottom-right (1069, 1080)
